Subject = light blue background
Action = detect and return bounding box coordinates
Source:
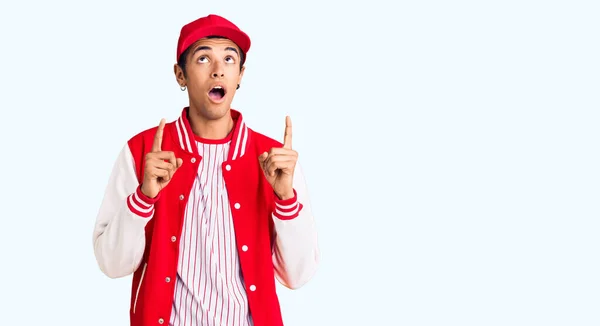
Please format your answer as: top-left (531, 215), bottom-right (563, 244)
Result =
top-left (0, 0), bottom-right (599, 325)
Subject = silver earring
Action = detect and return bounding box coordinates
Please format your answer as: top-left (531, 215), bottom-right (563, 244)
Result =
top-left (180, 85), bottom-right (187, 91)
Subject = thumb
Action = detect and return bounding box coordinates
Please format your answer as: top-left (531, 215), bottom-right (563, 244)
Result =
top-left (258, 152), bottom-right (267, 163)
top-left (176, 158), bottom-right (183, 168)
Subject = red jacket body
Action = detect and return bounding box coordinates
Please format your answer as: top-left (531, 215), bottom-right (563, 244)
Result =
top-left (93, 108), bottom-right (319, 326)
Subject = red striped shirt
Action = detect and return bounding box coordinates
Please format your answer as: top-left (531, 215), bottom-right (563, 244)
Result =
top-left (170, 136), bottom-right (253, 326)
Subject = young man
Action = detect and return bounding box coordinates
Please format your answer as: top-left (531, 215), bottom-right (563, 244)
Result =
top-left (92, 14), bottom-right (319, 326)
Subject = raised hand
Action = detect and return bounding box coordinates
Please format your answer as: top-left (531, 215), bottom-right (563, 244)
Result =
top-left (141, 119), bottom-right (183, 198)
top-left (258, 116), bottom-right (298, 200)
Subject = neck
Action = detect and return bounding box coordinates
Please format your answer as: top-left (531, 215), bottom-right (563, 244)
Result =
top-left (187, 107), bottom-right (234, 140)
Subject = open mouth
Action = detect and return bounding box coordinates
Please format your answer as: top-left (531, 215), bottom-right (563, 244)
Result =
top-left (208, 85), bottom-right (226, 102)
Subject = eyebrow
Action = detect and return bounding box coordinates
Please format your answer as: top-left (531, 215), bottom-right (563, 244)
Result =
top-left (192, 45), bottom-right (239, 57)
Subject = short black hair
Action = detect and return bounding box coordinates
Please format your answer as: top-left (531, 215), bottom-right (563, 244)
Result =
top-left (177, 36), bottom-right (245, 77)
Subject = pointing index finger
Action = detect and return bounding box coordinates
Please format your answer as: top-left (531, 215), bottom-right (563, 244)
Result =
top-left (283, 116), bottom-right (292, 149)
top-left (152, 118), bottom-right (166, 152)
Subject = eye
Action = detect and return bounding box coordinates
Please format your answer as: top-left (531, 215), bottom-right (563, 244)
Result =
top-left (225, 56), bottom-right (236, 64)
top-left (197, 56), bottom-right (208, 63)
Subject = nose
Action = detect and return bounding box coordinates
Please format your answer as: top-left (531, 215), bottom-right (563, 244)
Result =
top-left (211, 62), bottom-right (224, 78)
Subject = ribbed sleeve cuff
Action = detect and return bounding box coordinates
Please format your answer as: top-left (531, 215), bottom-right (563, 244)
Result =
top-left (126, 186), bottom-right (159, 218)
top-left (273, 189), bottom-right (303, 220)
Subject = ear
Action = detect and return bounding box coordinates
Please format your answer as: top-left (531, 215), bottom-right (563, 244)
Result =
top-left (237, 65), bottom-right (245, 85)
top-left (174, 64), bottom-right (186, 87)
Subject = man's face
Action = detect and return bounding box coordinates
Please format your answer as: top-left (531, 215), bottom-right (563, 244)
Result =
top-left (177, 37), bottom-right (245, 120)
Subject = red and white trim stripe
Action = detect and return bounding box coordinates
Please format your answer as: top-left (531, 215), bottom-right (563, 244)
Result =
top-left (176, 116), bottom-right (194, 154)
top-left (273, 189), bottom-right (303, 220)
top-left (230, 120), bottom-right (248, 160)
top-left (126, 186), bottom-right (158, 218)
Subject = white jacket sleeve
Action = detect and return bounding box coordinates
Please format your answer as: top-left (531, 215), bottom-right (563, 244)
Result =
top-left (92, 144), bottom-right (155, 279)
top-left (271, 162), bottom-right (320, 289)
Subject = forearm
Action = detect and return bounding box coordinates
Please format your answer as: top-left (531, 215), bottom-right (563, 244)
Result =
top-left (271, 164), bottom-right (319, 289)
top-left (93, 186), bottom-right (155, 278)
top-left (92, 144), bottom-right (155, 278)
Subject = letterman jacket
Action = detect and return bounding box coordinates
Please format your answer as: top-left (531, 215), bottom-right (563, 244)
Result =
top-left (92, 108), bottom-right (319, 326)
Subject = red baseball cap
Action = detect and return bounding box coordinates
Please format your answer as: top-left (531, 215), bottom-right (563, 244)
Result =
top-left (176, 14), bottom-right (251, 63)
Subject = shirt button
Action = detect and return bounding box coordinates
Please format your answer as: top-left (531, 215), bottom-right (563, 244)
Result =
top-left (225, 164), bottom-right (231, 171)
top-left (165, 277), bottom-right (171, 283)
top-left (171, 236), bottom-right (177, 242)
top-left (158, 318), bottom-right (164, 324)
top-left (234, 203), bottom-right (241, 209)
top-left (179, 194), bottom-right (184, 200)
top-left (242, 245), bottom-right (248, 252)
top-left (191, 157), bottom-right (196, 163)
top-left (249, 285), bottom-right (256, 291)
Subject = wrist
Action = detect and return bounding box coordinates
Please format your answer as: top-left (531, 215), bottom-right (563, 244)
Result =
top-left (139, 184), bottom-right (160, 202)
top-left (140, 183), bottom-right (156, 199)
top-left (275, 190), bottom-right (295, 201)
